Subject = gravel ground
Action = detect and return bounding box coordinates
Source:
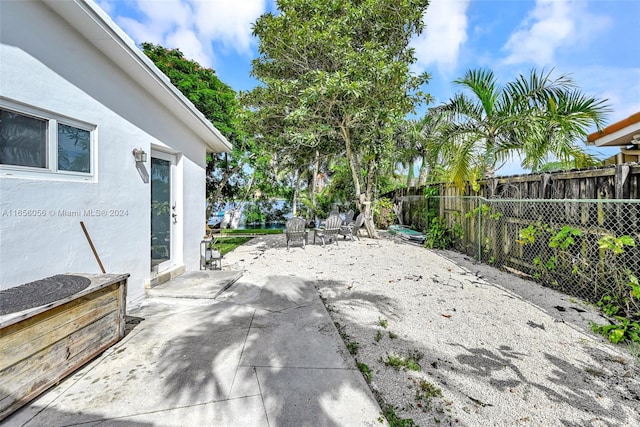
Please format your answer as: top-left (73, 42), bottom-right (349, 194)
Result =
top-left (222, 232), bottom-right (640, 427)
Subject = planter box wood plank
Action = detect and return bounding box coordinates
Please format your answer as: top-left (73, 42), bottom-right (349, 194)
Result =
top-left (0, 274), bottom-right (128, 421)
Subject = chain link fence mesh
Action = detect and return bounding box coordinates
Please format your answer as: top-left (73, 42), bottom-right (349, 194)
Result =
top-left (434, 195), bottom-right (640, 320)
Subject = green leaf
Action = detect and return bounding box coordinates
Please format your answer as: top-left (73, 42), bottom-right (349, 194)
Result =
top-left (609, 328), bottom-right (625, 344)
top-left (620, 235), bottom-right (636, 246)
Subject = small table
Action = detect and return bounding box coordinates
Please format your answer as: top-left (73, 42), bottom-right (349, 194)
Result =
top-left (200, 238), bottom-right (223, 270)
top-left (312, 227), bottom-right (322, 244)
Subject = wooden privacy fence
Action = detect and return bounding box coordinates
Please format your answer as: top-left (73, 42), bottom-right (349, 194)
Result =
top-left (392, 164), bottom-right (640, 228)
top-left (392, 164), bottom-right (640, 231)
top-left (450, 163), bottom-right (640, 200)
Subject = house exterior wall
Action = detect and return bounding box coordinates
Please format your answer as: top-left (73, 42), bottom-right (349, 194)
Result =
top-left (0, 1), bottom-right (208, 304)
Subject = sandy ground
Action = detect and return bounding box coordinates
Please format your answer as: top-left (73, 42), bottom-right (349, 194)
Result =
top-left (222, 232), bottom-right (640, 427)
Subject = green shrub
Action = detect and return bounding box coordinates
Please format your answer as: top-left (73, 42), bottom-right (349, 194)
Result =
top-left (374, 197), bottom-right (395, 229)
top-left (425, 217), bottom-right (460, 250)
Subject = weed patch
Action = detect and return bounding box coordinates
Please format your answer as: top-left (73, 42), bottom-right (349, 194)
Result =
top-left (379, 404), bottom-right (415, 427)
top-left (415, 379), bottom-right (442, 403)
top-left (335, 322), bottom-right (359, 355)
top-left (357, 362), bottom-right (372, 383)
top-left (591, 317), bottom-right (640, 344)
top-left (346, 340), bottom-right (360, 355)
top-left (383, 351), bottom-right (423, 372)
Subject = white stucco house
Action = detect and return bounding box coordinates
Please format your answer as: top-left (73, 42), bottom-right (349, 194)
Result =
top-left (0, 0), bottom-right (232, 304)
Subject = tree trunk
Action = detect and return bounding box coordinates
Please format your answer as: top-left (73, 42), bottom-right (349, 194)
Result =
top-left (311, 150), bottom-right (319, 220)
top-left (362, 156), bottom-right (379, 238)
top-left (483, 166), bottom-right (496, 179)
top-left (406, 159), bottom-right (415, 188)
top-left (205, 161), bottom-right (244, 220)
top-left (417, 156), bottom-right (430, 187)
top-left (227, 172), bottom-right (255, 229)
top-left (341, 124), bottom-right (363, 210)
top-left (292, 168), bottom-right (300, 217)
top-left (340, 122), bottom-right (383, 238)
top-left (484, 136), bottom-right (496, 179)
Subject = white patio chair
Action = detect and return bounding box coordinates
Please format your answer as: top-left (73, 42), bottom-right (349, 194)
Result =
top-left (339, 213), bottom-right (364, 240)
top-left (285, 217), bottom-right (308, 249)
top-left (313, 214), bottom-right (342, 246)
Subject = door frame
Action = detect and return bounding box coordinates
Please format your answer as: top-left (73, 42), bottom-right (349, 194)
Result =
top-left (150, 149), bottom-right (177, 274)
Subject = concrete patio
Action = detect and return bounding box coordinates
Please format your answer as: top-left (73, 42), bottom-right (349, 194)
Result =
top-left (5, 266), bottom-right (383, 426)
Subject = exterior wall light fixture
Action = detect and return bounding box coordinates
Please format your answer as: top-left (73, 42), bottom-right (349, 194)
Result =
top-left (132, 148), bottom-right (147, 163)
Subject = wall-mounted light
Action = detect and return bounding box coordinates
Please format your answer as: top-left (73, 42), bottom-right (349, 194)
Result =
top-left (132, 148), bottom-right (147, 163)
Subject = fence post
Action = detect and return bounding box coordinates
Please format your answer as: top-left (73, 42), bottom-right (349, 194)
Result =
top-left (615, 164), bottom-right (630, 199)
top-left (477, 196), bottom-right (482, 262)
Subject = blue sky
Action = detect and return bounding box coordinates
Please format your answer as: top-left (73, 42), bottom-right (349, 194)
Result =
top-left (98, 0), bottom-right (640, 175)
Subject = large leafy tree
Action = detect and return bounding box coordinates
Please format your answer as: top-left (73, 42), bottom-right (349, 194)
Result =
top-left (241, 0), bottom-right (431, 237)
top-left (141, 43), bottom-right (259, 218)
top-left (435, 68), bottom-right (608, 188)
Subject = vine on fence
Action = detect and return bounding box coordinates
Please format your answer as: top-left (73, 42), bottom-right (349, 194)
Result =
top-left (423, 187), bottom-right (441, 229)
top-left (517, 223), bottom-right (584, 286)
top-left (518, 224), bottom-right (640, 345)
top-left (590, 234), bottom-right (640, 345)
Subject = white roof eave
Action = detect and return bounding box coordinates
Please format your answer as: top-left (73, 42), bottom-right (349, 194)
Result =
top-left (588, 122), bottom-right (640, 147)
top-left (42, 0), bottom-right (232, 153)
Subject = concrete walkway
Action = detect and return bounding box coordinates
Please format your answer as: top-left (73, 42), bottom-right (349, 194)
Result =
top-left (6, 269), bottom-right (383, 426)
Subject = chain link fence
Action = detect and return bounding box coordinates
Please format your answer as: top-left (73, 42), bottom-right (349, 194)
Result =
top-left (434, 195), bottom-right (640, 320)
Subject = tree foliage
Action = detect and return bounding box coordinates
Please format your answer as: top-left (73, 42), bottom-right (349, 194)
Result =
top-left (241, 0), bottom-right (432, 236)
top-left (142, 42), bottom-right (240, 141)
top-left (141, 43), bottom-right (263, 216)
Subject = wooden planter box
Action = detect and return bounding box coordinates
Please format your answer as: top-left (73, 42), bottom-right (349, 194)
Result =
top-left (0, 273), bottom-right (128, 421)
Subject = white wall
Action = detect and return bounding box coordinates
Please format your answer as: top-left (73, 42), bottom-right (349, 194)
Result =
top-left (0, 1), bottom-right (208, 304)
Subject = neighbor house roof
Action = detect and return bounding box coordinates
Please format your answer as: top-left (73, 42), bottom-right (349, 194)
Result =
top-left (587, 112), bottom-right (640, 147)
top-left (42, 0), bottom-right (232, 153)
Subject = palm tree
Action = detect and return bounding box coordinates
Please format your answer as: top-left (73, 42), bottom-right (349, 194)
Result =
top-left (394, 109), bottom-right (452, 188)
top-left (436, 68), bottom-right (609, 187)
top-left (415, 108), bottom-right (455, 186)
top-left (394, 119), bottom-right (422, 187)
top-left (516, 83), bottom-right (609, 172)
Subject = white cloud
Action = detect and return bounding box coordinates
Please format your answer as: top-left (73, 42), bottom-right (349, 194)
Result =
top-left (118, 16), bottom-right (165, 46)
top-left (166, 28), bottom-right (211, 67)
top-left (411, 0), bottom-right (471, 74)
top-left (105, 0), bottom-right (267, 68)
top-left (193, 0), bottom-right (266, 54)
top-left (503, 0), bottom-right (610, 66)
top-left (135, 0), bottom-right (193, 30)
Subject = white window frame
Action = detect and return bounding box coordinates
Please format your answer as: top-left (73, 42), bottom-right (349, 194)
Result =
top-left (0, 99), bottom-right (96, 182)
